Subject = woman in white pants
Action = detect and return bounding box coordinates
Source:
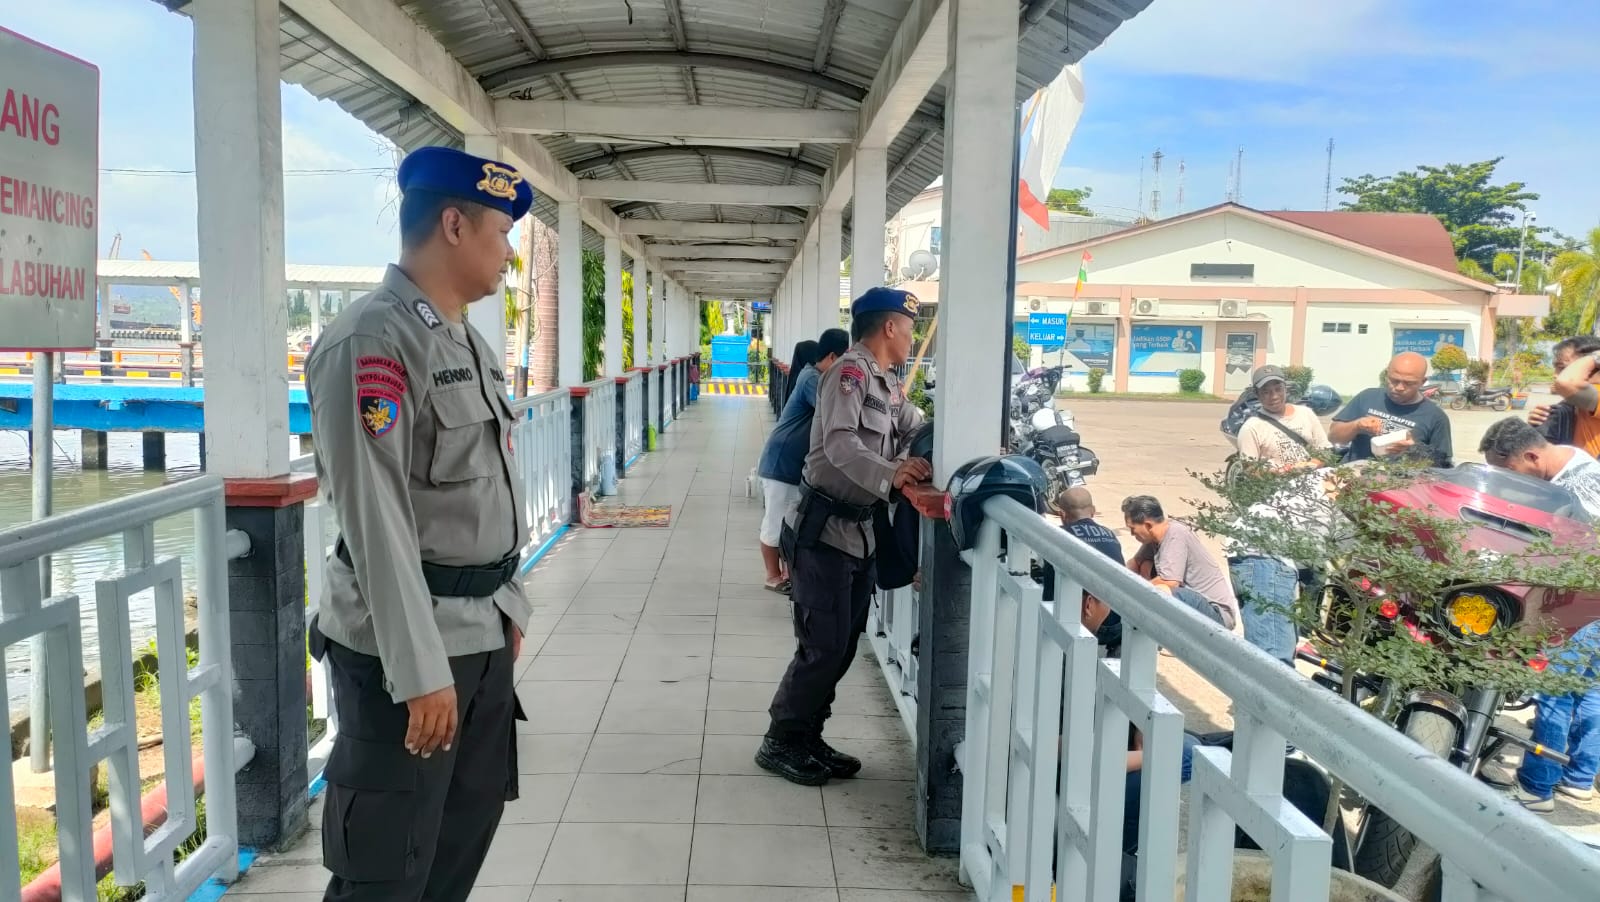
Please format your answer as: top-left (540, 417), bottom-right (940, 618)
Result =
top-left (757, 330), bottom-right (850, 592)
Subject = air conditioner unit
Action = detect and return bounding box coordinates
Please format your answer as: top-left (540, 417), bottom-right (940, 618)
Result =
top-left (1083, 300), bottom-right (1111, 316)
top-left (1219, 298), bottom-right (1249, 318)
top-left (1029, 297), bottom-right (1043, 311)
top-left (1133, 298), bottom-right (1160, 317)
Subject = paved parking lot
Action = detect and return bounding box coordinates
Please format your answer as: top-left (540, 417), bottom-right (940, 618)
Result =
top-left (1059, 392), bottom-right (1599, 835)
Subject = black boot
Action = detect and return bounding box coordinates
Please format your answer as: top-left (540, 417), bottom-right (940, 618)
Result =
top-left (806, 733), bottom-right (862, 779)
top-left (755, 736), bottom-right (831, 786)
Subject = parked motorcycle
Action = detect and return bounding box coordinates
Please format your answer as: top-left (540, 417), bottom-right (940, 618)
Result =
top-left (1448, 378), bottom-right (1513, 411)
top-left (1297, 464), bottom-right (1597, 897)
top-left (1007, 367), bottom-right (1098, 507)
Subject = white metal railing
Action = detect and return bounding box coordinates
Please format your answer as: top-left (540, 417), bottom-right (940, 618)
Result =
top-left (623, 372), bottom-right (644, 467)
top-left (0, 476), bottom-right (244, 901)
top-left (662, 365), bottom-right (675, 430)
top-left (291, 453), bottom-right (337, 750)
top-left (581, 377), bottom-right (618, 494)
top-left (649, 366), bottom-right (663, 436)
top-left (962, 496), bottom-right (1599, 902)
top-left (511, 389), bottom-right (574, 552)
top-left (869, 583), bottom-right (920, 742)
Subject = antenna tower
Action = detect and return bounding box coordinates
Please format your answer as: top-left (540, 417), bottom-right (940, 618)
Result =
top-left (1233, 147), bottom-right (1245, 204)
top-left (1149, 149), bottom-right (1164, 219)
top-left (1176, 159), bottom-right (1186, 214)
top-left (1324, 138), bottom-right (1336, 210)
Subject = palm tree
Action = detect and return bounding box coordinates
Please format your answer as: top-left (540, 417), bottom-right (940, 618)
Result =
top-left (1551, 226), bottom-right (1600, 334)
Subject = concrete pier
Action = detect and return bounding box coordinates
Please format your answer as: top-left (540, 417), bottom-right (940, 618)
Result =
top-left (81, 430), bottom-right (108, 470)
top-left (141, 432), bottom-right (166, 471)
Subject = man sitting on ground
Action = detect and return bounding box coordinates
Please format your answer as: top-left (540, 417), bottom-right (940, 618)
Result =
top-left (1477, 416), bottom-right (1600, 812)
top-left (1041, 486), bottom-right (1125, 653)
top-left (1122, 495), bottom-right (1239, 630)
top-left (1330, 351), bottom-right (1453, 467)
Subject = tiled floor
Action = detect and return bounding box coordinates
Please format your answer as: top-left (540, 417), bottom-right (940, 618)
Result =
top-left (224, 397), bottom-right (970, 902)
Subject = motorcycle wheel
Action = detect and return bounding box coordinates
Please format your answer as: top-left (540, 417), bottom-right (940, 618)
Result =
top-left (1448, 396), bottom-right (1467, 411)
top-left (1491, 395), bottom-right (1511, 411)
top-left (1043, 468), bottom-right (1066, 515)
top-left (1353, 709), bottom-right (1455, 898)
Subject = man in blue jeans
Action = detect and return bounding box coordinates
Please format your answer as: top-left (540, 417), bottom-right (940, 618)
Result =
top-left (1483, 620), bottom-right (1600, 811)
top-left (1224, 472), bottom-right (1336, 665)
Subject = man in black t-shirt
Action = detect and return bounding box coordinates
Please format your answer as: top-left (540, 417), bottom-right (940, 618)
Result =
top-left (1041, 486), bottom-right (1125, 652)
top-left (1330, 351), bottom-right (1453, 467)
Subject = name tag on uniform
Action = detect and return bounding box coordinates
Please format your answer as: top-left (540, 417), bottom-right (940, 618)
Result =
top-left (863, 395), bottom-right (888, 413)
top-left (433, 367), bottom-right (475, 387)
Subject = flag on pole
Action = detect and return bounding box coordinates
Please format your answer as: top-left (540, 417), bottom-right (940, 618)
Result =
top-left (1017, 64), bottom-right (1087, 230)
top-left (1072, 251), bottom-right (1092, 300)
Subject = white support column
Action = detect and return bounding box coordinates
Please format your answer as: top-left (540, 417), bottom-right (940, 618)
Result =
top-left (634, 259), bottom-right (650, 367)
top-left (654, 271), bottom-right (667, 364)
top-left (464, 134), bottom-right (509, 368)
top-left (308, 282), bottom-right (323, 340)
top-left (557, 201), bottom-right (583, 385)
top-left (604, 237), bottom-right (623, 376)
top-left (797, 239), bottom-right (816, 340)
top-left (851, 145), bottom-right (888, 300)
top-left (816, 209), bottom-right (844, 333)
top-left (934, 0), bottom-right (1018, 484)
top-left (193, 0), bottom-right (288, 479)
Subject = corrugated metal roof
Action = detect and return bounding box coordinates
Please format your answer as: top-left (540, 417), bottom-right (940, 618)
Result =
top-left (160, 1), bottom-right (1153, 264)
top-left (98, 259), bottom-right (387, 288)
top-left (1266, 211), bottom-right (1462, 274)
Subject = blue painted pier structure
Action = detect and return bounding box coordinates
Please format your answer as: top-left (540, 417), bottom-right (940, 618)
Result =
top-left (0, 383), bottom-right (312, 435)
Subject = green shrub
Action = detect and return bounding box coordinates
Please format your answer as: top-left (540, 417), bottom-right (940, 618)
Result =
top-left (1431, 343), bottom-right (1469, 374)
top-left (1465, 359), bottom-right (1490, 382)
top-left (1284, 365), bottom-right (1314, 397)
top-left (1087, 367), bottom-right (1106, 393)
top-left (1177, 368), bottom-right (1207, 393)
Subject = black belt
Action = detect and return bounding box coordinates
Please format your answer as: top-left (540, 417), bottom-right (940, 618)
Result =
top-left (799, 481), bottom-right (878, 522)
top-left (335, 538), bottom-right (519, 598)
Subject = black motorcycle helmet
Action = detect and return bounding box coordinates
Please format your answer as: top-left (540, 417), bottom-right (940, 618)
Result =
top-left (902, 421), bottom-right (935, 463)
top-left (947, 455), bottom-right (1049, 551)
top-left (1302, 384), bottom-right (1342, 416)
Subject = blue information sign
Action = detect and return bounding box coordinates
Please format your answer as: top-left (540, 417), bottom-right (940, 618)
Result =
top-left (1026, 312), bottom-right (1069, 346)
top-left (751, 301), bottom-right (772, 313)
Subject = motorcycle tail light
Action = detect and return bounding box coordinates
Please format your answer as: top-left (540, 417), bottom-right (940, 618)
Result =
top-left (1529, 655), bottom-right (1550, 673)
top-left (1378, 599), bottom-right (1399, 619)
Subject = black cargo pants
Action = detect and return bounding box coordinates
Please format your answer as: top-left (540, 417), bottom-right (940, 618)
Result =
top-left (317, 620), bottom-right (521, 902)
top-left (767, 536), bottom-right (877, 739)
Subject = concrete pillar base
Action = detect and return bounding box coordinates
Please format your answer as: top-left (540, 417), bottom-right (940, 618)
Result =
top-left (142, 432), bottom-right (166, 471)
top-left (614, 378), bottom-right (630, 478)
top-left (914, 519), bottom-right (971, 854)
top-left (82, 430), bottom-right (109, 470)
top-left (569, 388), bottom-right (591, 511)
top-left (224, 482), bottom-right (313, 850)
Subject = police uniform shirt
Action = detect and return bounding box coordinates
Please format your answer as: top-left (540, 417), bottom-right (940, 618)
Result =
top-left (792, 343), bottom-right (923, 557)
top-left (306, 265), bottom-right (531, 703)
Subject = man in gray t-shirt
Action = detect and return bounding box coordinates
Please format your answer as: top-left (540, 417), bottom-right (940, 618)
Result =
top-left (1122, 495), bottom-right (1240, 629)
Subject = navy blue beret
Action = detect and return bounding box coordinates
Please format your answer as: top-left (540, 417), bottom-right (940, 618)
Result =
top-left (397, 146), bottom-right (535, 220)
top-left (851, 286), bottom-right (921, 318)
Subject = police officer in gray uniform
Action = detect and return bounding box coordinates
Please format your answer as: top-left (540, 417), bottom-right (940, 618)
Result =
top-left (758, 287), bottom-right (931, 785)
top-left (305, 145), bottom-right (533, 902)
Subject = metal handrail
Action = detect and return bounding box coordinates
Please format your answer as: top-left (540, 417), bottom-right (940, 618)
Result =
top-left (0, 475), bottom-right (239, 900)
top-left (510, 389), bottom-right (574, 552)
top-left (963, 496), bottom-right (1599, 902)
top-left (623, 372), bottom-right (644, 466)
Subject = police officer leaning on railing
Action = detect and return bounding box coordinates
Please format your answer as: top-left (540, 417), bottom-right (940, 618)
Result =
top-left (304, 146), bottom-right (532, 902)
top-left (759, 287), bottom-right (932, 786)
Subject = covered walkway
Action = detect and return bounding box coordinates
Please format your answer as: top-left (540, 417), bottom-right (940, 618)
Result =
top-left (220, 397), bottom-right (966, 900)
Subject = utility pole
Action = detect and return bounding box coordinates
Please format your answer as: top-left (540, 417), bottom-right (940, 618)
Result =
top-left (1136, 154), bottom-right (1146, 219)
top-left (1234, 147), bottom-right (1245, 205)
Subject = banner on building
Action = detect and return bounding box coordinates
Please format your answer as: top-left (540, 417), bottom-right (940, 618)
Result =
top-left (1130, 324), bottom-right (1203, 376)
top-left (0, 27), bottom-right (99, 350)
top-left (1393, 328), bottom-right (1465, 359)
top-left (1058, 323), bottom-right (1115, 372)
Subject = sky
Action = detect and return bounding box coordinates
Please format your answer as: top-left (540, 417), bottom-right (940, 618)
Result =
top-left (5, 0), bottom-right (1598, 269)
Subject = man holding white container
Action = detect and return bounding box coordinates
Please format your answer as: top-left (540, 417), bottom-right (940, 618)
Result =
top-left (1329, 351), bottom-right (1454, 467)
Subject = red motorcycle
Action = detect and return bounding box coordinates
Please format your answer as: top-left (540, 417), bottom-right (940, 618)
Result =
top-left (1297, 463), bottom-right (1598, 894)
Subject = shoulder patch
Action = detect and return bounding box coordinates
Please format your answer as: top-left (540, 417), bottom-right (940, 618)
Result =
top-left (413, 300), bottom-right (442, 329)
top-left (358, 387), bottom-right (401, 438)
top-left (838, 363), bottom-right (866, 395)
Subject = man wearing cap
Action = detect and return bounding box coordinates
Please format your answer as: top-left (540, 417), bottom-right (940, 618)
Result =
top-left (305, 145), bottom-right (533, 901)
top-left (1235, 365), bottom-right (1330, 472)
top-left (760, 287), bottom-right (932, 786)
